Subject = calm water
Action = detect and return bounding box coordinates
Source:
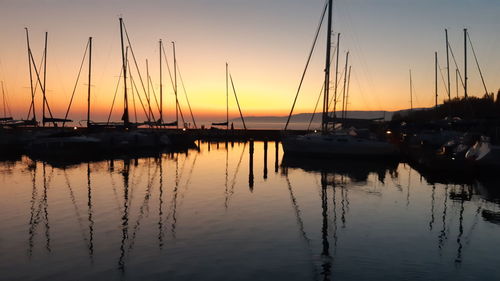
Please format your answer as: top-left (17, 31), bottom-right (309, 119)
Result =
top-left (1, 141), bottom-right (500, 281)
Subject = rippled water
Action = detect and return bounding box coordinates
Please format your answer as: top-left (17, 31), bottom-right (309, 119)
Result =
top-left (1, 141), bottom-right (500, 281)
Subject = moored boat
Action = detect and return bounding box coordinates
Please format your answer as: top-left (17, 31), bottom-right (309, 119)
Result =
top-left (281, 0), bottom-right (396, 158)
top-left (282, 131), bottom-right (398, 157)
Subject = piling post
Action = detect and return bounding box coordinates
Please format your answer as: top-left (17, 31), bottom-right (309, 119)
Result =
top-left (263, 141), bottom-right (268, 180)
top-left (275, 141), bottom-right (279, 173)
top-left (249, 140), bottom-right (254, 190)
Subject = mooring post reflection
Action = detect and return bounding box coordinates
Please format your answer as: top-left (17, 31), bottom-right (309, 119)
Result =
top-left (263, 140), bottom-right (268, 180)
top-left (249, 140), bottom-right (254, 190)
top-left (275, 141), bottom-right (279, 173)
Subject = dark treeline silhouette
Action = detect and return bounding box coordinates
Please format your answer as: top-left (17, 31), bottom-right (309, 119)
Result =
top-left (393, 90), bottom-right (500, 122)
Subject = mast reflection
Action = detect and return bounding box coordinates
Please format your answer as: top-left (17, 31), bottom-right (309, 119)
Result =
top-left (87, 163), bottom-right (94, 261)
top-left (320, 172), bottom-right (332, 281)
top-left (158, 156), bottom-right (165, 249)
top-left (118, 159), bottom-right (130, 272)
top-left (27, 162), bottom-right (54, 256)
top-left (225, 142), bottom-right (246, 210)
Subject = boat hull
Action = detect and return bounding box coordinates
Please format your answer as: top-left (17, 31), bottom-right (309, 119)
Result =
top-left (282, 134), bottom-right (399, 157)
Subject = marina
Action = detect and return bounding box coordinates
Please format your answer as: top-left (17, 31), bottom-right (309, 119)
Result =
top-left (1, 0), bottom-right (500, 280)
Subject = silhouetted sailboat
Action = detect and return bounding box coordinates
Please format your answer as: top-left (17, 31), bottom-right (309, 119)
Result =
top-left (282, 0), bottom-right (397, 157)
top-left (0, 82), bottom-right (12, 123)
top-left (27, 36), bottom-right (103, 158)
top-left (211, 63), bottom-right (247, 130)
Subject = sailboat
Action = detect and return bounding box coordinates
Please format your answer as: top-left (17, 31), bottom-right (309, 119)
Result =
top-left (211, 63), bottom-right (231, 129)
top-left (282, 0), bottom-right (397, 157)
top-left (211, 63), bottom-right (247, 130)
top-left (27, 36), bottom-right (103, 159)
top-left (88, 19), bottom-right (172, 150)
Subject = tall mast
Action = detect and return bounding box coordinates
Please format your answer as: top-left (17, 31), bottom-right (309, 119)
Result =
top-left (25, 28), bottom-right (36, 122)
top-left (435, 51), bottom-right (438, 108)
top-left (1, 81), bottom-right (6, 118)
top-left (42, 32), bottom-right (48, 127)
top-left (341, 51), bottom-right (349, 119)
top-left (332, 32), bottom-right (340, 120)
top-left (409, 69), bottom-right (413, 111)
top-left (467, 30), bottom-right (488, 95)
top-left (172, 41), bottom-right (178, 129)
top-left (159, 39), bottom-right (163, 124)
top-left (146, 58), bottom-right (152, 122)
top-left (87, 37), bottom-right (92, 128)
top-left (345, 65), bottom-right (352, 119)
top-left (119, 18), bottom-right (130, 127)
top-left (445, 29), bottom-right (451, 100)
top-left (456, 68), bottom-right (459, 98)
top-left (464, 28), bottom-right (468, 98)
top-left (226, 62), bottom-right (229, 131)
top-left (322, 0), bottom-right (333, 132)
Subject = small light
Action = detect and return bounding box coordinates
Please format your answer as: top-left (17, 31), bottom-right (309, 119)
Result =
top-left (182, 128), bottom-right (186, 131)
top-left (314, 130), bottom-right (317, 133)
top-left (386, 130), bottom-right (392, 134)
top-left (73, 127), bottom-right (78, 130)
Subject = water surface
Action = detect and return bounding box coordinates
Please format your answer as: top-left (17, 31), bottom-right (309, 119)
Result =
top-left (1, 141), bottom-right (500, 281)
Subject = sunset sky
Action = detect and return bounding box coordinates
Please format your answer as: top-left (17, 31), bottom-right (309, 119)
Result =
top-left (0, 0), bottom-right (499, 124)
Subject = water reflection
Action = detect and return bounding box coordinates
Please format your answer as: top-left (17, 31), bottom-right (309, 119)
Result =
top-left (224, 142), bottom-right (246, 210)
top-left (281, 152), bottom-right (500, 278)
top-left (280, 157), bottom-right (400, 281)
top-left (281, 156), bottom-right (398, 184)
top-left (28, 162), bottom-right (53, 256)
top-left (1, 142), bottom-right (500, 280)
top-left (118, 158), bottom-right (130, 272)
top-left (249, 140), bottom-right (254, 190)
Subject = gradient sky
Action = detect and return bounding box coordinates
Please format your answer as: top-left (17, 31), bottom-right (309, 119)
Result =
top-left (0, 0), bottom-right (499, 123)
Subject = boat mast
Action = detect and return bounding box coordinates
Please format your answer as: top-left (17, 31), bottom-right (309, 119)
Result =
top-left (345, 65), bottom-right (352, 119)
top-left (119, 18), bottom-right (130, 128)
top-left (467, 30), bottom-right (489, 95)
top-left (87, 37), bottom-right (92, 128)
top-left (332, 33), bottom-right (340, 120)
top-left (172, 41), bottom-right (179, 129)
top-left (341, 51), bottom-right (349, 119)
top-left (445, 29), bottom-right (451, 100)
top-left (226, 62), bottom-right (229, 131)
top-left (464, 28), bottom-right (467, 98)
top-left (435, 51), bottom-right (438, 108)
top-left (322, 0), bottom-right (333, 132)
top-left (1, 81), bottom-right (6, 119)
top-left (159, 39), bottom-right (163, 124)
top-left (25, 28), bottom-right (36, 122)
top-left (409, 69), bottom-right (413, 111)
top-left (42, 32), bottom-right (48, 127)
top-left (146, 58), bottom-right (152, 122)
